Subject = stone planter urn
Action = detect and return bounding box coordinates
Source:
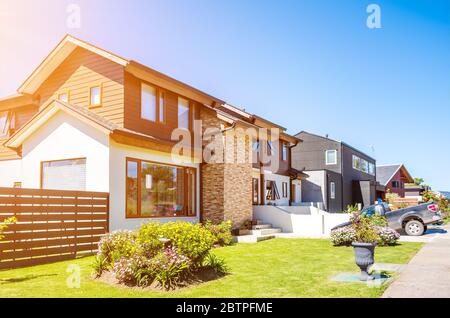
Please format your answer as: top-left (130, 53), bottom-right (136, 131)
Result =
top-left (352, 242), bottom-right (376, 281)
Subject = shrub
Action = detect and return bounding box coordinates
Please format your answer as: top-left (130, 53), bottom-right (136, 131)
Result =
top-left (375, 227), bottom-right (400, 246)
top-left (98, 230), bottom-right (139, 264)
top-left (331, 225), bottom-right (400, 246)
top-left (0, 217), bottom-right (17, 241)
top-left (136, 223), bottom-right (165, 258)
top-left (113, 255), bottom-right (148, 285)
top-left (92, 254), bottom-right (109, 277)
top-left (203, 220), bottom-right (233, 246)
top-left (202, 253), bottom-right (229, 274)
top-left (331, 226), bottom-right (356, 246)
top-left (152, 246), bottom-right (191, 289)
top-left (343, 204), bottom-right (359, 214)
top-left (350, 213), bottom-right (379, 243)
top-left (159, 222), bottom-right (215, 263)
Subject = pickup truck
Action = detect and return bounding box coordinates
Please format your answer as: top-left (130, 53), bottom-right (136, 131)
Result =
top-left (332, 202), bottom-right (443, 236)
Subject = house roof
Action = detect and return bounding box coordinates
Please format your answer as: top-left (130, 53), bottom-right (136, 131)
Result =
top-left (13, 34), bottom-right (299, 144)
top-left (376, 164), bottom-right (414, 186)
top-left (296, 131), bottom-right (376, 162)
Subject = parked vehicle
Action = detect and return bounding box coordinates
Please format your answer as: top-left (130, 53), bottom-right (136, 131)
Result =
top-left (332, 202), bottom-right (443, 236)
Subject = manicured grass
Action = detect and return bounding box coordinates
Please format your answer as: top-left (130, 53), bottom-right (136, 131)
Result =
top-left (0, 239), bottom-right (423, 298)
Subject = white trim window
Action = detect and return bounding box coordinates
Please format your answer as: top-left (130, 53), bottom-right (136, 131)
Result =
top-left (330, 182), bottom-right (336, 199)
top-left (141, 83), bottom-right (157, 121)
top-left (178, 97), bottom-right (190, 129)
top-left (325, 150), bottom-right (337, 165)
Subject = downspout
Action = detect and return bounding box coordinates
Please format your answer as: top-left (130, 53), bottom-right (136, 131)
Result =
top-left (341, 143), bottom-right (344, 212)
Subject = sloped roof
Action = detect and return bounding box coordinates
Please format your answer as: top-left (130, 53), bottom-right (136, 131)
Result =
top-left (376, 164), bottom-right (414, 186)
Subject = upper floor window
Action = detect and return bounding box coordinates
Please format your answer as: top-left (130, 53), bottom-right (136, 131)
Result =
top-left (0, 111), bottom-right (8, 137)
top-left (178, 97), bottom-right (190, 129)
top-left (352, 154), bottom-right (375, 176)
top-left (392, 180), bottom-right (400, 188)
top-left (159, 91), bottom-right (165, 122)
top-left (141, 83), bottom-right (157, 121)
top-left (282, 143), bottom-right (288, 161)
top-left (368, 162), bottom-right (375, 176)
top-left (58, 92), bottom-right (69, 103)
top-left (90, 85), bottom-right (102, 107)
top-left (325, 150), bottom-right (337, 165)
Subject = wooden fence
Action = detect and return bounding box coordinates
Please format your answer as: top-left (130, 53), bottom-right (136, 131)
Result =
top-left (391, 197), bottom-right (420, 210)
top-left (0, 187), bottom-right (109, 270)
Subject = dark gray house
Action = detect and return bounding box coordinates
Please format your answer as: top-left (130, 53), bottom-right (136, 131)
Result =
top-left (291, 131), bottom-right (377, 213)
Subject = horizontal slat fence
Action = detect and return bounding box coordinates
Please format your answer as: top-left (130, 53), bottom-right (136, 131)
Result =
top-left (0, 187), bottom-right (109, 270)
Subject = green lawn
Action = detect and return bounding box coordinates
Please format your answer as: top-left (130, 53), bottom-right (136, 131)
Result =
top-left (0, 238), bottom-right (422, 298)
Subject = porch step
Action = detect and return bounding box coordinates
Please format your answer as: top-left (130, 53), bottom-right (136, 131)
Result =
top-left (238, 228), bottom-right (282, 236)
top-left (252, 224), bottom-right (272, 230)
top-left (233, 234), bottom-right (275, 244)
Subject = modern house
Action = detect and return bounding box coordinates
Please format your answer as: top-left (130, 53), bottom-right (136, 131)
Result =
top-left (376, 164), bottom-right (414, 199)
top-left (0, 35), bottom-right (301, 231)
top-left (291, 131), bottom-right (377, 213)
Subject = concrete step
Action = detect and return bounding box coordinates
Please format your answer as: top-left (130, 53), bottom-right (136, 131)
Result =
top-left (233, 234), bottom-right (275, 244)
top-left (252, 224), bottom-right (272, 230)
top-left (238, 228), bottom-right (282, 236)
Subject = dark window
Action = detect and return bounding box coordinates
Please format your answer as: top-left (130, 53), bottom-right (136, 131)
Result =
top-left (282, 182), bottom-right (288, 198)
top-left (392, 181), bottom-right (400, 188)
top-left (252, 178), bottom-right (259, 205)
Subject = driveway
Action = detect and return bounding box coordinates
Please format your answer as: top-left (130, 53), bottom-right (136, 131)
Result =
top-left (383, 224), bottom-right (450, 298)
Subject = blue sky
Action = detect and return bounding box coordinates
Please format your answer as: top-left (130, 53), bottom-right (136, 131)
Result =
top-left (1, 0), bottom-right (449, 189)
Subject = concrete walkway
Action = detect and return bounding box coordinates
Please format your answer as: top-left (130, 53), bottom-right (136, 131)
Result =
top-left (383, 224), bottom-right (450, 298)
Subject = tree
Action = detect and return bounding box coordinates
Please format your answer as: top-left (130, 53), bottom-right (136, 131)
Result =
top-left (414, 178), bottom-right (424, 186)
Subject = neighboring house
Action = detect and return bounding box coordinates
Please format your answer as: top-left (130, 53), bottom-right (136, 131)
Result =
top-left (0, 35), bottom-right (300, 230)
top-left (376, 164), bottom-right (414, 199)
top-left (404, 184), bottom-right (431, 202)
top-left (291, 131), bottom-right (377, 213)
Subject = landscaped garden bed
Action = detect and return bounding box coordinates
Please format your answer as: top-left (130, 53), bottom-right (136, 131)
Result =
top-left (92, 221), bottom-right (232, 290)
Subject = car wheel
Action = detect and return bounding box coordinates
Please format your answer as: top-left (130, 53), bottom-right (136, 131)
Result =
top-left (405, 220), bottom-right (425, 236)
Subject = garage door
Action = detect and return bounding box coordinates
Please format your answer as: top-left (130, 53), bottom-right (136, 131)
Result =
top-left (41, 158), bottom-right (86, 190)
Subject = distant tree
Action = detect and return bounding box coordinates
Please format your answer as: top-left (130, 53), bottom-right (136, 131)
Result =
top-left (414, 178), bottom-right (424, 186)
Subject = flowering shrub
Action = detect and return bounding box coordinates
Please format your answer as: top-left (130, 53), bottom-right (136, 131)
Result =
top-left (203, 220), bottom-right (233, 246)
top-left (95, 221), bottom-right (226, 290)
top-left (375, 226), bottom-right (400, 246)
top-left (331, 225), bottom-right (400, 246)
top-left (330, 226), bottom-right (356, 246)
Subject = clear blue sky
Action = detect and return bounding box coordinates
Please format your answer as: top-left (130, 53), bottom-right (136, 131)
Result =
top-left (1, 0), bottom-right (449, 189)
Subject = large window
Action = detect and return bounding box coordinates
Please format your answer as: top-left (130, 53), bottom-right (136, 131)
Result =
top-left (41, 158), bottom-right (86, 190)
top-left (352, 154), bottom-right (375, 176)
top-left (282, 182), bottom-right (288, 198)
top-left (325, 150), bottom-right (337, 165)
top-left (0, 111), bottom-right (8, 138)
top-left (126, 158), bottom-right (196, 218)
top-left (178, 97), bottom-right (190, 129)
top-left (252, 178), bottom-right (259, 205)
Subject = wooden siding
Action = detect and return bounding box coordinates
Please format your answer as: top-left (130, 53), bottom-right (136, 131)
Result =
top-left (0, 104), bottom-right (38, 161)
top-left (0, 187), bottom-right (109, 270)
top-left (124, 71), bottom-right (198, 142)
top-left (36, 47), bottom-right (125, 126)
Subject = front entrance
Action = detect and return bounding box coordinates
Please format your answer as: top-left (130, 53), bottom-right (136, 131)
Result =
top-left (291, 181), bottom-right (302, 205)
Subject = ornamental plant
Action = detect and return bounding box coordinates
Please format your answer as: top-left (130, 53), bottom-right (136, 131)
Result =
top-left (350, 212), bottom-right (379, 244)
top-left (203, 220), bottom-right (233, 246)
top-left (0, 217), bottom-right (17, 241)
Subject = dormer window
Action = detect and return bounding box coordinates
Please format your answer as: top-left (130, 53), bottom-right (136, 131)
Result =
top-left (282, 142), bottom-right (288, 161)
top-left (89, 85), bottom-right (102, 107)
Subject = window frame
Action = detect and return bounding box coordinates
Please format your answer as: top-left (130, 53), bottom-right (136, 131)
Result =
top-left (282, 182), bottom-right (288, 198)
top-left (40, 157), bottom-right (87, 190)
top-left (252, 178), bottom-right (259, 205)
top-left (58, 90), bottom-right (70, 103)
top-left (0, 111), bottom-right (10, 138)
top-left (141, 82), bottom-right (166, 123)
top-left (177, 97), bottom-right (191, 130)
top-left (125, 157), bottom-right (197, 219)
top-left (325, 150), bottom-right (337, 165)
top-left (330, 181), bottom-right (336, 200)
top-left (89, 83), bottom-right (103, 108)
top-left (282, 142), bottom-right (288, 161)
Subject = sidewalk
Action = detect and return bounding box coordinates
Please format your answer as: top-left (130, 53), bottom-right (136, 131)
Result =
top-left (383, 224), bottom-right (450, 298)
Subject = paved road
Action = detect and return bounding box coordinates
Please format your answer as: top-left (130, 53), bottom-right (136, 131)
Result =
top-left (383, 224), bottom-right (450, 298)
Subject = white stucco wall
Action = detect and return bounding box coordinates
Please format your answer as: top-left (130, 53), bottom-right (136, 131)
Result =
top-left (20, 111), bottom-right (110, 191)
top-left (264, 171), bottom-right (290, 206)
top-left (109, 140), bottom-right (200, 231)
top-left (301, 170), bottom-right (326, 206)
top-left (253, 205), bottom-right (349, 237)
top-left (0, 159), bottom-right (22, 188)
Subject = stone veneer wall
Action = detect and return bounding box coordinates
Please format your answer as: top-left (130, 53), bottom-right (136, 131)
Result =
top-left (200, 108), bottom-right (253, 228)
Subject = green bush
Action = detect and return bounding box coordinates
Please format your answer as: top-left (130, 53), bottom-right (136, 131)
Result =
top-left (98, 230), bottom-right (140, 264)
top-left (0, 217), bottom-right (17, 241)
top-left (136, 223), bottom-right (164, 258)
top-left (159, 222), bottom-right (215, 263)
top-left (203, 220), bottom-right (233, 246)
top-left (202, 252), bottom-right (229, 274)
